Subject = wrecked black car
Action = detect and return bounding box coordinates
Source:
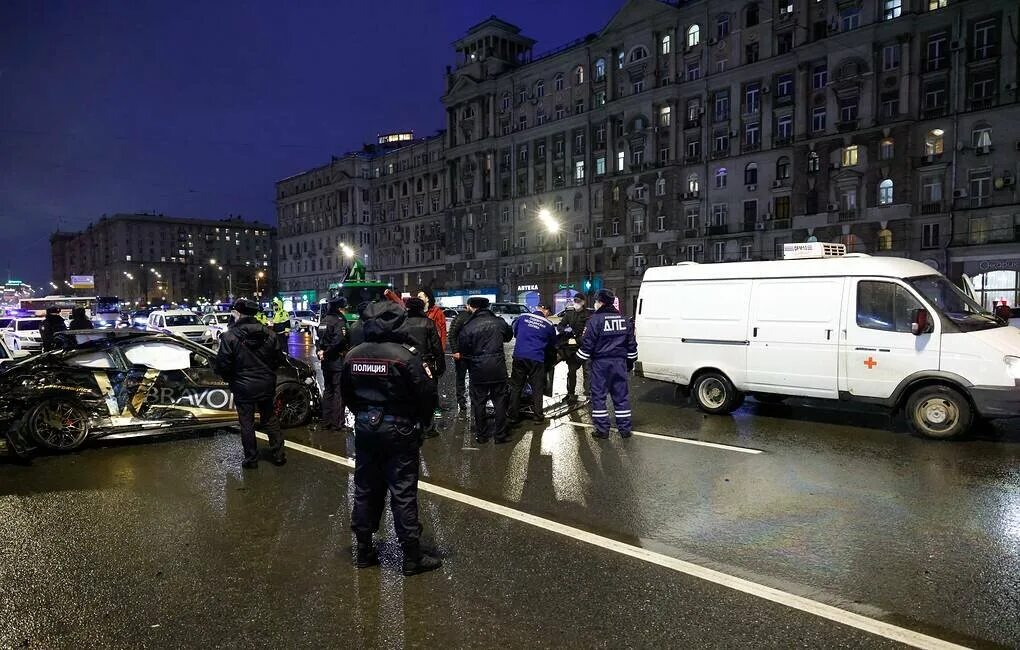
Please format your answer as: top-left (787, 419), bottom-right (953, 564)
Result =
top-left (0, 330), bottom-right (320, 458)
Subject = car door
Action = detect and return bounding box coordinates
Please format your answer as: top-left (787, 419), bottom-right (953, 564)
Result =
top-left (840, 278), bottom-right (941, 399)
top-left (745, 278), bottom-right (845, 398)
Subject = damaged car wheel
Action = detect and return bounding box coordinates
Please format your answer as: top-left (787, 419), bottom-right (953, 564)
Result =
top-left (25, 399), bottom-right (90, 452)
top-left (275, 384), bottom-right (312, 429)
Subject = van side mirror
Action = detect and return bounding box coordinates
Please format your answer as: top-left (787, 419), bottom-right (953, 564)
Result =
top-left (911, 309), bottom-right (932, 336)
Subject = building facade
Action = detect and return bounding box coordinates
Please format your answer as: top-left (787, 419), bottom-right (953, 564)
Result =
top-left (50, 214), bottom-right (276, 305)
top-left (278, 0), bottom-right (1020, 313)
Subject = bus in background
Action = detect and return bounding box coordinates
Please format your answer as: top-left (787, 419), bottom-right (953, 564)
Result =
top-left (18, 296), bottom-right (121, 326)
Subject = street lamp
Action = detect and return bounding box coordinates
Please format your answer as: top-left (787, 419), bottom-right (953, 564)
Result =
top-left (210, 261), bottom-right (232, 301)
top-left (255, 271), bottom-right (265, 297)
top-left (339, 244), bottom-right (354, 258)
top-left (538, 208), bottom-right (569, 305)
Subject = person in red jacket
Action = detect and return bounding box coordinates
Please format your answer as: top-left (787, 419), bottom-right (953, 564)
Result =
top-left (418, 288), bottom-right (448, 356)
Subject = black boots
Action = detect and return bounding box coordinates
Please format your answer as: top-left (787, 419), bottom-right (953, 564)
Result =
top-left (355, 534), bottom-right (379, 569)
top-left (401, 540), bottom-right (442, 576)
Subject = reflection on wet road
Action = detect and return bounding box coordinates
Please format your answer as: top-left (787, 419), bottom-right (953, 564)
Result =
top-left (1, 332), bottom-right (1017, 648)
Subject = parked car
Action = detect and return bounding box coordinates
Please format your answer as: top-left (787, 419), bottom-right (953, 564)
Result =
top-left (3, 317), bottom-right (45, 353)
top-left (128, 309), bottom-right (153, 328)
top-left (289, 310), bottom-right (318, 333)
top-left (201, 312), bottom-right (233, 344)
top-left (0, 334), bottom-right (30, 370)
top-left (0, 330), bottom-right (320, 458)
top-left (146, 310), bottom-right (206, 342)
top-left (635, 242), bottom-right (1020, 439)
top-left (490, 302), bottom-right (531, 325)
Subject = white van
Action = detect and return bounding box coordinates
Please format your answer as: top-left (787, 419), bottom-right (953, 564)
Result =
top-left (146, 309), bottom-right (207, 343)
top-left (635, 243), bottom-right (1020, 439)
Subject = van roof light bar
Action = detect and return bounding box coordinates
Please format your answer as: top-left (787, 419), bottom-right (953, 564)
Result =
top-left (783, 242), bottom-right (846, 260)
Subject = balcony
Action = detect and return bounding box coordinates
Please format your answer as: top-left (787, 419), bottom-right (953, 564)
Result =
top-left (685, 118), bottom-right (702, 129)
top-left (838, 210), bottom-right (858, 222)
top-left (632, 233), bottom-right (646, 243)
top-left (770, 218), bottom-right (792, 230)
top-left (920, 201), bottom-right (945, 215)
top-left (740, 142), bottom-right (761, 153)
top-left (924, 57), bottom-right (948, 73)
top-left (685, 154), bottom-right (701, 164)
top-left (836, 119), bottom-right (859, 133)
top-left (969, 96), bottom-right (996, 110)
top-left (921, 106), bottom-right (947, 119)
top-left (682, 228), bottom-right (699, 239)
top-left (741, 221), bottom-right (757, 233)
top-left (707, 224), bottom-right (728, 236)
top-left (773, 136), bottom-right (793, 147)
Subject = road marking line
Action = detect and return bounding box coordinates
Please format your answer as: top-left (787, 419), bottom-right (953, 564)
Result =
top-left (556, 421), bottom-right (763, 455)
top-left (257, 432), bottom-right (966, 650)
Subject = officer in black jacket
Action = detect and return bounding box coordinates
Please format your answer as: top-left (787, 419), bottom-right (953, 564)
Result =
top-left (316, 296), bottom-right (351, 431)
top-left (214, 298), bottom-right (285, 469)
top-left (557, 294), bottom-right (592, 403)
top-left (447, 307), bottom-right (474, 410)
top-left (341, 301), bottom-right (441, 576)
top-left (39, 306), bottom-right (68, 352)
top-left (399, 297), bottom-right (446, 377)
top-left (457, 296), bottom-right (514, 443)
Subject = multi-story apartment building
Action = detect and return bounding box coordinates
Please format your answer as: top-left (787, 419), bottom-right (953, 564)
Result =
top-left (280, 0), bottom-right (1020, 314)
top-left (50, 213), bottom-right (275, 305)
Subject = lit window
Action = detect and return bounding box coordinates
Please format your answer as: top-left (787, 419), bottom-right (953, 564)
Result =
top-left (659, 106), bottom-right (671, 127)
top-left (808, 151), bottom-right (820, 172)
top-left (574, 65), bottom-right (585, 85)
top-left (928, 0), bottom-right (946, 9)
top-left (842, 145), bottom-right (859, 167)
top-left (536, 80), bottom-right (545, 97)
top-left (686, 25), bottom-right (700, 48)
top-left (596, 157), bottom-right (606, 175)
top-left (715, 167), bottom-right (728, 188)
top-left (925, 129), bottom-right (944, 155)
top-left (661, 35), bottom-right (671, 55)
top-left (687, 174), bottom-right (700, 193)
top-left (594, 59), bottom-right (606, 80)
top-left (656, 178), bottom-right (667, 196)
top-left (883, 0), bottom-right (901, 20)
top-left (617, 151), bottom-right (625, 172)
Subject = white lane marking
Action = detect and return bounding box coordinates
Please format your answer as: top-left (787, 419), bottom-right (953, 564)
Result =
top-left (257, 433), bottom-right (967, 650)
top-left (557, 421), bottom-right (763, 455)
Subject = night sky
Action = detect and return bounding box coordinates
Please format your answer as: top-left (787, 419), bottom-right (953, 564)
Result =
top-left (1, 0), bottom-right (625, 288)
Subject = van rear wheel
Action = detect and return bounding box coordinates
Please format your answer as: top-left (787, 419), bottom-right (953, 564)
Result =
top-left (692, 372), bottom-right (744, 415)
top-left (906, 385), bottom-right (972, 440)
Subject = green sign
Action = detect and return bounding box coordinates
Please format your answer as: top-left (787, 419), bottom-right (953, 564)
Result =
top-left (557, 283), bottom-right (576, 290)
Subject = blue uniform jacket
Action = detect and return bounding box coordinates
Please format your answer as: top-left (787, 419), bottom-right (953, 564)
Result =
top-left (576, 306), bottom-right (638, 363)
top-left (512, 312), bottom-right (558, 363)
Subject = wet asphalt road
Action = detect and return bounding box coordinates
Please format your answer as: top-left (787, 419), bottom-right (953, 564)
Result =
top-left (1, 332), bottom-right (1019, 649)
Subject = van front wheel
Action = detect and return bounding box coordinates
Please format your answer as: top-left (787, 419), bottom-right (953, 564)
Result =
top-left (906, 386), bottom-right (972, 440)
top-left (692, 372), bottom-right (744, 415)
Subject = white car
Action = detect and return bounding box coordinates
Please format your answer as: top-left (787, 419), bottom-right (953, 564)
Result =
top-left (636, 242), bottom-right (1020, 440)
top-left (201, 312), bottom-right (233, 343)
top-left (491, 302), bottom-right (531, 325)
top-left (3, 318), bottom-right (45, 353)
top-left (290, 310), bottom-right (318, 333)
top-left (146, 310), bottom-right (207, 343)
top-left (0, 332), bottom-right (30, 368)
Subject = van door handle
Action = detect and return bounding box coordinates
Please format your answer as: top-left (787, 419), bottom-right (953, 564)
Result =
top-left (826, 329), bottom-right (832, 340)
top-left (753, 327), bottom-right (758, 337)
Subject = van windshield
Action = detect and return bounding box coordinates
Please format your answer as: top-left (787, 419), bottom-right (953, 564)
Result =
top-left (907, 275), bottom-right (1003, 332)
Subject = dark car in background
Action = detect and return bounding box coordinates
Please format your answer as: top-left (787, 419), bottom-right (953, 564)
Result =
top-left (0, 330), bottom-right (320, 459)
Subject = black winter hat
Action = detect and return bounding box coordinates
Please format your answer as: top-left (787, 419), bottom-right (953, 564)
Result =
top-left (594, 289), bottom-right (615, 305)
top-left (403, 296), bottom-right (426, 314)
top-left (231, 298), bottom-right (260, 316)
top-left (467, 296), bottom-right (490, 310)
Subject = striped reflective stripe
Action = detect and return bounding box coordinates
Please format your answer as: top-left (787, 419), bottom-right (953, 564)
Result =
top-left (576, 350), bottom-right (591, 360)
top-left (616, 411), bottom-right (632, 416)
top-left (627, 352), bottom-right (639, 358)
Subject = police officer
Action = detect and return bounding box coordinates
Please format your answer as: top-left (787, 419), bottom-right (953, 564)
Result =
top-left (557, 294), bottom-right (591, 403)
top-left (576, 289), bottom-right (638, 439)
top-left (258, 297), bottom-right (292, 351)
top-left (447, 307), bottom-right (475, 411)
top-left (340, 301), bottom-right (441, 576)
top-left (68, 307), bottom-right (93, 330)
top-left (39, 306), bottom-right (67, 352)
top-left (214, 298), bottom-right (286, 468)
top-left (400, 297), bottom-right (446, 378)
top-left (316, 296), bottom-right (351, 431)
top-left (508, 304), bottom-right (557, 424)
top-left (457, 297), bottom-right (514, 444)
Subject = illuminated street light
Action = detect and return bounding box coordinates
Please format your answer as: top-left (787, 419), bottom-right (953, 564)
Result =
top-left (339, 243), bottom-right (354, 258)
top-left (538, 207), bottom-right (569, 304)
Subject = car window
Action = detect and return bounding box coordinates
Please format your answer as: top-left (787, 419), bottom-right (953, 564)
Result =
top-left (0, 318), bottom-right (11, 329)
top-left (165, 315), bottom-right (200, 327)
top-left (123, 341), bottom-right (192, 370)
top-left (66, 349), bottom-right (118, 369)
top-left (857, 281), bottom-right (922, 333)
top-left (17, 320), bottom-right (41, 331)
